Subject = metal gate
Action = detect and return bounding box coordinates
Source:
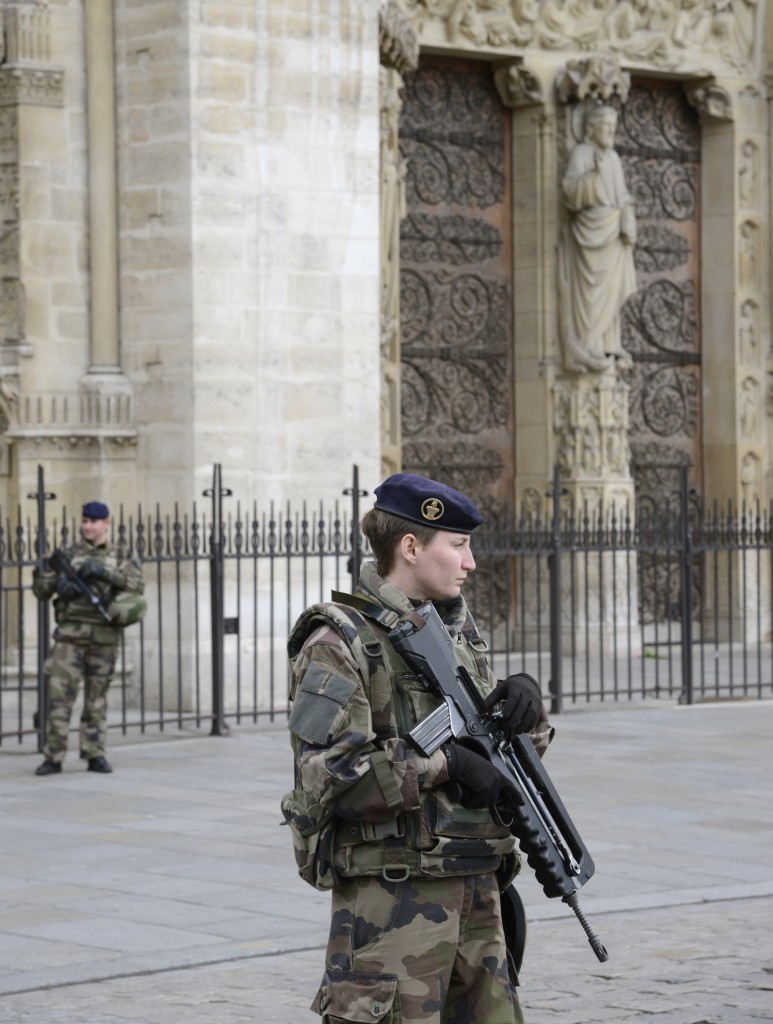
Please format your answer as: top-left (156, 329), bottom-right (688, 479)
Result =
top-left (2, 465), bottom-right (772, 752)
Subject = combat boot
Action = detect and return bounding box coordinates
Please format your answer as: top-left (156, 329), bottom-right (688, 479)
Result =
top-left (35, 760), bottom-right (62, 776)
top-left (87, 755), bottom-right (113, 773)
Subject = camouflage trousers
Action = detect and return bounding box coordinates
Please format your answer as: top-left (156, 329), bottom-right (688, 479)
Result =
top-left (42, 640), bottom-right (118, 763)
top-left (312, 871), bottom-right (524, 1024)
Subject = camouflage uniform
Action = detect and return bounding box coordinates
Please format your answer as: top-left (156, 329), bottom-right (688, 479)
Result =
top-left (286, 562), bottom-right (552, 1024)
top-left (33, 540), bottom-right (144, 763)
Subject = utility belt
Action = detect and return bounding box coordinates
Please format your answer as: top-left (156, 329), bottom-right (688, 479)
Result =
top-left (333, 809), bottom-right (518, 886)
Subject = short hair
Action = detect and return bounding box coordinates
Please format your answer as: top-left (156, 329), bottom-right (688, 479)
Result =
top-left (361, 508), bottom-right (441, 577)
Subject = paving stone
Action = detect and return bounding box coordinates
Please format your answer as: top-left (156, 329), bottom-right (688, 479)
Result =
top-left (0, 701), bottom-right (771, 1023)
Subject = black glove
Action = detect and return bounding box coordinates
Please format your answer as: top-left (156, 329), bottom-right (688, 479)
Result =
top-left (484, 673), bottom-right (542, 735)
top-left (79, 557), bottom-right (107, 582)
top-left (443, 743), bottom-right (521, 810)
top-left (55, 575), bottom-right (81, 600)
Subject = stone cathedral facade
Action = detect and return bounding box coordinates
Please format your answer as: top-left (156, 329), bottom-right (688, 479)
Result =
top-left (0, 0), bottom-right (769, 520)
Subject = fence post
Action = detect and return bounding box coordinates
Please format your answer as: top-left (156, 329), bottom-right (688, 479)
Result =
top-left (678, 465), bottom-right (694, 705)
top-left (28, 465), bottom-right (55, 752)
top-left (344, 465), bottom-right (369, 592)
top-left (204, 464), bottom-right (232, 736)
top-left (548, 464), bottom-right (564, 715)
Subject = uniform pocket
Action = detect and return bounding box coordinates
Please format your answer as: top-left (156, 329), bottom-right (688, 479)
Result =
top-left (427, 785), bottom-right (513, 841)
top-left (280, 789), bottom-right (337, 891)
top-left (312, 970), bottom-right (401, 1023)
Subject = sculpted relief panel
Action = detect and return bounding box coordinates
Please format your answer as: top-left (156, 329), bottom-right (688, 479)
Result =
top-left (396, 0), bottom-right (759, 72)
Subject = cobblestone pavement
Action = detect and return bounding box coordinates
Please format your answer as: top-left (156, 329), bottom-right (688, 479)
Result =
top-left (0, 699), bottom-right (771, 1024)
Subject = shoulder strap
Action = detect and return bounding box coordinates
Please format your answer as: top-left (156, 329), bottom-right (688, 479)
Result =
top-left (289, 599), bottom-right (397, 740)
top-left (330, 590), bottom-right (402, 630)
top-left (332, 603), bottom-right (396, 741)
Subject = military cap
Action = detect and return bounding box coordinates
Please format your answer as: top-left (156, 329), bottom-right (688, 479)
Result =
top-left (82, 501), bottom-right (110, 520)
top-left (373, 473), bottom-right (483, 534)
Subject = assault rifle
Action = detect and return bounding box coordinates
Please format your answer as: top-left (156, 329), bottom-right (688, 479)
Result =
top-left (388, 602), bottom-right (609, 963)
top-left (49, 549), bottom-right (113, 623)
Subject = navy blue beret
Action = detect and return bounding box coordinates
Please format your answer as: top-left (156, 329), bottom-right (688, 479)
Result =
top-left (82, 501), bottom-right (110, 520)
top-left (373, 473), bottom-right (483, 534)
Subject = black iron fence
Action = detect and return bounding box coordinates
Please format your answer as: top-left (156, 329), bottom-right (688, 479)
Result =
top-left (2, 464), bottom-right (772, 751)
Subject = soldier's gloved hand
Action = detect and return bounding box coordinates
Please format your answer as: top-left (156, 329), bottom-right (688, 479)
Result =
top-left (443, 743), bottom-right (522, 810)
top-left (55, 576), bottom-right (81, 599)
top-left (79, 558), bottom-right (107, 582)
top-left (484, 673), bottom-right (542, 736)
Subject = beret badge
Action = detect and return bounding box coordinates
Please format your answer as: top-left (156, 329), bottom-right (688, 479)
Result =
top-left (421, 497), bottom-right (444, 522)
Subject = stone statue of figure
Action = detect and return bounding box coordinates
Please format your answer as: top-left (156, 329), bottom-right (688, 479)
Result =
top-left (559, 104), bottom-right (638, 373)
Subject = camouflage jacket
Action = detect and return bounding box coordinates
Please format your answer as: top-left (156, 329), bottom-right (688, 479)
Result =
top-left (32, 540), bottom-right (144, 645)
top-left (286, 561), bottom-right (553, 885)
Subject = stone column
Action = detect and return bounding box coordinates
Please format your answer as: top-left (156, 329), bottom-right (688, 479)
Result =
top-left (687, 78), bottom-right (770, 643)
top-left (687, 79), bottom-right (769, 509)
top-left (378, 2), bottom-right (418, 477)
top-left (82, 0), bottom-right (131, 400)
top-left (494, 59), bottom-right (558, 513)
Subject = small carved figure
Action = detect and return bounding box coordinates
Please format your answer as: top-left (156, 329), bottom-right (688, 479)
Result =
top-left (740, 376), bottom-right (758, 439)
top-left (559, 105), bottom-right (638, 373)
top-left (738, 140), bottom-right (756, 209)
top-left (741, 451), bottom-right (759, 506)
top-left (739, 300), bottom-right (757, 364)
top-left (739, 221), bottom-right (756, 288)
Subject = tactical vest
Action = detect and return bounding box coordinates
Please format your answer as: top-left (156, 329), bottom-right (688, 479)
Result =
top-left (283, 597), bottom-right (518, 891)
top-left (52, 543), bottom-right (144, 643)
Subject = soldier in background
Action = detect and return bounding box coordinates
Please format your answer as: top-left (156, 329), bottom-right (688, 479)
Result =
top-left (283, 473), bottom-right (553, 1024)
top-left (32, 501), bottom-right (145, 776)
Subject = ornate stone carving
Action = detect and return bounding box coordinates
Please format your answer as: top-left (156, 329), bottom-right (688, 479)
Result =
top-left (741, 450), bottom-right (760, 506)
top-left (738, 140), bottom-right (758, 210)
top-left (558, 104), bottom-right (637, 374)
top-left (519, 485), bottom-right (544, 516)
top-left (5, 389), bottom-right (137, 446)
top-left (553, 373), bottom-right (632, 481)
top-left (0, 66), bottom-right (64, 107)
top-left (685, 80), bottom-right (733, 123)
top-left (556, 57), bottom-right (630, 108)
top-left (380, 0), bottom-right (420, 74)
top-left (739, 220), bottom-right (758, 289)
top-left (739, 299), bottom-right (758, 364)
top-left (493, 61), bottom-right (542, 108)
top-left (3, 1), bottom-right (51, 64)
top-left (0, 3), bottom-right (64, 108)
top-left (396, 0), bottom-right (760, 73)
top-left (740, 375), bottom-right (759, 440)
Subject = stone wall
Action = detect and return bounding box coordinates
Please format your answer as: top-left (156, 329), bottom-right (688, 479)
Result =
top-left (2, 0), bottom-right (383, 515)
